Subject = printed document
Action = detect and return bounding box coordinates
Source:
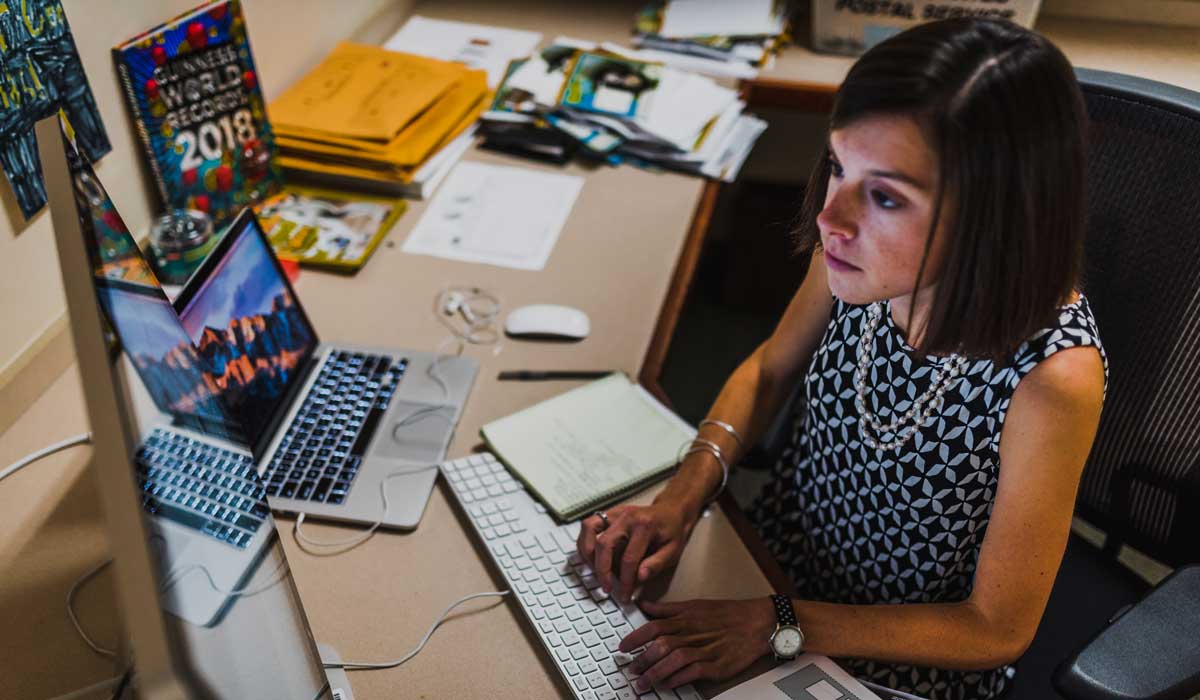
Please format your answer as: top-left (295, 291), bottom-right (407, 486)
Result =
top-left (401, 162), bottom-right (583, 270)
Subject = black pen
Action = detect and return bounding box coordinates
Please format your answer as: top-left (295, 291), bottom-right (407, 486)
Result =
top-left (497, 370), bottom-right (617, 381)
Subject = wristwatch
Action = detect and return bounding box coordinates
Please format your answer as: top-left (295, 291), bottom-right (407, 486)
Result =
top-left (768, 594), bottom-right (805, 660)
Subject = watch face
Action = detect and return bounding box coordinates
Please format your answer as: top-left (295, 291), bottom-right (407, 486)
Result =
top-left (773, 626), bottom-right (803, 657)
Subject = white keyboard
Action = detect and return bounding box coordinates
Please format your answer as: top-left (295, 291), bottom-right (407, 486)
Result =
top-left (442, 453), bottom-right (702, 700)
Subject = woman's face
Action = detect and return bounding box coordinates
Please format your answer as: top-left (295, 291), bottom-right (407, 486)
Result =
top-left (817, 113), bottom-right (950, 307)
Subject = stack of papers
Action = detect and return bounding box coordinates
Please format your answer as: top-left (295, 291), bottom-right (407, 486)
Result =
top-left (480, 38), bottom-right (766, 182)
top-left (269, 42), bottom-right (489, 199)
top-left (383, 15), bottom-right (542, 90)
top-left (631, 0), bottom-right (791, 79)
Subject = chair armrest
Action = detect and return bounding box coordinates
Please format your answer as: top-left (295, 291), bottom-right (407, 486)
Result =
top-left (1053, 564), bottom-right (1200, 700)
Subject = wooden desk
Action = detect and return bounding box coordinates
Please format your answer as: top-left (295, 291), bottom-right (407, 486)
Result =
top-left (4, 3), bottom-right (1196, 697)
top-left (0, 3), bottom-right (776, 698)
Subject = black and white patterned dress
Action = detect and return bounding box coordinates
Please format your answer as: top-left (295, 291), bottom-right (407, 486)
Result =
top-left (750, 296), bottom-right (1107, 700)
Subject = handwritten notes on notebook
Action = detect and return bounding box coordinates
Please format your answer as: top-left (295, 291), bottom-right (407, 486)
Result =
top-left (480, 373), bottom-right (695, 521)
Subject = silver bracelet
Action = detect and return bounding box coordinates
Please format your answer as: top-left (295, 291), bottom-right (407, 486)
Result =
top-left (699, 419), bottom-right (745, 452)
top-left (676, 439), bottom-right (729, 505)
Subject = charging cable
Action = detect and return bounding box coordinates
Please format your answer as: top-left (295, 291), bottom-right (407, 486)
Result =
top-left (0, 432), bottom-right (92, 484)
top-left (292, 465), bottom-right (438, 553)
top-left (324, 589), bottom-right (510, 671)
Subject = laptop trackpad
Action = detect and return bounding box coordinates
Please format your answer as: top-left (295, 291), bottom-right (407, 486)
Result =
top-left (377, 400), bottom-right (456, 463)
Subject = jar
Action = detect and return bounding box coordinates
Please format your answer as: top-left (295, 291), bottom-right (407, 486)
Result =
top-left (148, 209), bottom-right (217, 285)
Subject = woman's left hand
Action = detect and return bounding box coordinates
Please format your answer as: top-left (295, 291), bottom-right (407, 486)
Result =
top-left (620, 597), bottom-right (777, 692)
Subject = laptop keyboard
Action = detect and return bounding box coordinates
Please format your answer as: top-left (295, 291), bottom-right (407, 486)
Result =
top-left (442, 454), bottom-right (701, 700)
top-left (134, 429), bottom-right (268, 549)
top-left (262, 350), bottom-right (407, 504)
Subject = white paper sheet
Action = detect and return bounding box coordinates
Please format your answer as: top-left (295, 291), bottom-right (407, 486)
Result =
top-left (659, 0), bottom-right (785, 39)
top-left (383, 16), bottom-right (542, 88)
top-left (711, 655), bottom-right (890, 700)
top-left (401, 162), bottom-right (583, 271)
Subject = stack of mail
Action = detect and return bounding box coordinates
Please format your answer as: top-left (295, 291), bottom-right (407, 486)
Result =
top-left (270, 42), bottom-right (489, 198)
top-left (631, 0), bottom-right (791, 79)
top-left (481, 39), bottom-right (766, 182)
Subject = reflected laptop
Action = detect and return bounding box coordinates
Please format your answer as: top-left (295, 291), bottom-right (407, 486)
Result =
top-left (64, 137), bottom-right (275, 627)
top-left (174, 208), bottom-right (478, 528)
top-left (41, 115), bottom-right (335, 698)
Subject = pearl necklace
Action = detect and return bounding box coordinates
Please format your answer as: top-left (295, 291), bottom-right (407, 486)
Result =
top-left (854, 303), bottom-right (969, 451)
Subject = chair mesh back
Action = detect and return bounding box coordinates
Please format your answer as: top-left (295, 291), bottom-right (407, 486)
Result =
top-left (1077, 70), bottom-right (1200, 566)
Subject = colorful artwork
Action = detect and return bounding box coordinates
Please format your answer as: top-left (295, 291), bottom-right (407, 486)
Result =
top-left (254, 186), bottom-right (406, 271)
top-left (0, 1), bottom-right (110, 219)
top-left (113, 0), bottom-right (282, 229)
top-left (178, 218), bottom-right (315, 444)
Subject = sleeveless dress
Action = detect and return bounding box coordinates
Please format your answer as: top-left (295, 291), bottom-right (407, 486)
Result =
top-left (749, 296), bottom-right (1107, 700)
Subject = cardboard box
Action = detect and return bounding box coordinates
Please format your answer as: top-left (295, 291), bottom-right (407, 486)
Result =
top-left (812, 0), bottom-right (1043, 55)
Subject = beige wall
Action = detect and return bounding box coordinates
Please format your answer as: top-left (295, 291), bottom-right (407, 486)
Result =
top-left (0, 0), bottom-right (413, 419)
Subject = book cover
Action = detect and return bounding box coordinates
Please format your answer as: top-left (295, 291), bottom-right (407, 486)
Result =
top-left (560, 52), bottom-right (662, 121)
top-left (252, 185), bottom-right (406, 272)
top-left (113, 0), bottom-right (282, 229)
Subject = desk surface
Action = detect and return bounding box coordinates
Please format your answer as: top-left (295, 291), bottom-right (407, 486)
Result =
top-left (4, 1), bottom-right (1198, 697)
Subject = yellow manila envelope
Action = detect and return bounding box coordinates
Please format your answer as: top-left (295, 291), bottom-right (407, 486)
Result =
top-left (269, 42), bottom-right (463, 141)
top-left (275, 70), bottom-right (489, 166)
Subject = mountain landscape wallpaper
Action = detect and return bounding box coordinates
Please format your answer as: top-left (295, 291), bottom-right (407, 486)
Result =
top-left (180, 222), bottom-right (315, 441)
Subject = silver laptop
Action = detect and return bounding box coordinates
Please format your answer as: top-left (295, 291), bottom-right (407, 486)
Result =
top-left (172, 207), bottom-right (478, 529)
top-left (61, 138), bottom-right (280, 626)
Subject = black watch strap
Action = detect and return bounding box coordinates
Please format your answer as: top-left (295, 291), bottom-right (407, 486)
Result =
top-left (771, 593), bottom-right (797, 626)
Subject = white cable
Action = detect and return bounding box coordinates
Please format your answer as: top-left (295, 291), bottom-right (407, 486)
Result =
top-left (67, 558), bottom-right (118, 658)
top-left (293, 464), bottom-right (439, 553)
top-left (0, 432), bottom-right (91, 483)
top-left (159, 554), bottom-right (291, 597)
top-left (433, 286), bottom-right (501, 346)
top-left (325, 589), bottom-right (510, 671)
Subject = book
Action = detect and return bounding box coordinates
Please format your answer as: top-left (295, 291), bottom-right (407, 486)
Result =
top-left (480, 373), bottom-right (695, 521)
top-left (113, 0), bottom-right (283, 229)
top-left (252, 185), bottom-right (407, 272)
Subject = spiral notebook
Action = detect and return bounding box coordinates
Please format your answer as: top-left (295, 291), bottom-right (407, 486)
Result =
top-left (480, 373), bottom-right (696, 521)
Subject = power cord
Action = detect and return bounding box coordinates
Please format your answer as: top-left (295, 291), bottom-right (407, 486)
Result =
top-left (324, 589), bottom-right (511, 671)
top-left (292, 463), bottom-right (440, 553)
top-left (0, 431), bottom-right (91, 483)
top-left (68, 558), bottom-right (118, 658)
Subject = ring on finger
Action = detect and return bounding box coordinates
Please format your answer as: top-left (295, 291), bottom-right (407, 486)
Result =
top-left (592, 510), bottom-right (610, 532)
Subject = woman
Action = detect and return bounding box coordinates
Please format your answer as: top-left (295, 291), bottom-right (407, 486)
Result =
top-left (576, 18), bottom-right (1106, 700)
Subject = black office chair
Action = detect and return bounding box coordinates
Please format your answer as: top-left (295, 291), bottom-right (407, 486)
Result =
top-left (1007, 68), bottom-right (1200, 700)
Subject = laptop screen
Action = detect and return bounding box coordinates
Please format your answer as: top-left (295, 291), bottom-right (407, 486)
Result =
top-left (176, 211), bottom-right (318, 448)
top-left (95, 278), bottom-right (246, 441)
top-left (69, 144), bottom-right (243, 442)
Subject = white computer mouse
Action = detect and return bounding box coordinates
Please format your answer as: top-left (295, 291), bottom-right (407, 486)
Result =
top-left (504, 304), bottom-right (590, 340)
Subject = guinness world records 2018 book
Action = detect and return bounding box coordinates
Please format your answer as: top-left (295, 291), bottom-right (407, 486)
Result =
top-left (113, 0), bottom-right (282, 229)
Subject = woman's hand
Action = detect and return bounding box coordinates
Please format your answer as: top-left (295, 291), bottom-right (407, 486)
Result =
top-left (576, 501), bottom-right (699, 602)
top-left (620, 597), bottom-right (776, 691)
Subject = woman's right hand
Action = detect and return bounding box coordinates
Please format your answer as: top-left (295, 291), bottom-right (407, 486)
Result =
top-left (576, 499), bottom-right (699, 603)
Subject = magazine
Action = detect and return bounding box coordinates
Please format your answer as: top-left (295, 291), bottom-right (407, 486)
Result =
top-left (253, 186), bottom-right (406, 272)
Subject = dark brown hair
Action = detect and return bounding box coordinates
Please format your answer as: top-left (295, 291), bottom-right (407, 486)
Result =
top-left (795, 18), bottom-right (1087, 362)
